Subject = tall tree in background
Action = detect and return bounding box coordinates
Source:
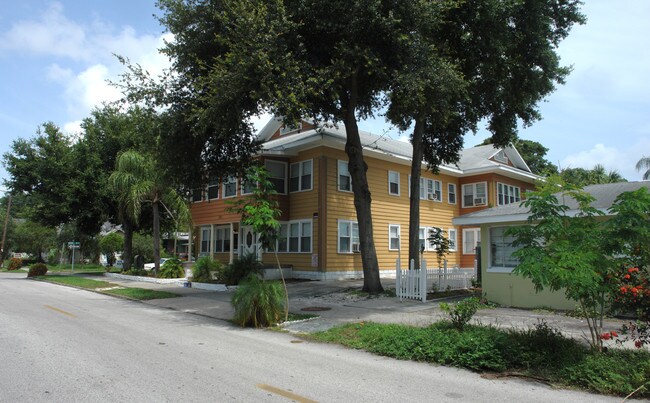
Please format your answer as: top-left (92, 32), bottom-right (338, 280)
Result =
top-left (560, 164), bottom-right (626, 187)
top-left (636, 156), bottom-right (650, 180)
top-left (109, 150), bottom-right (190, 275)
top-left (387, 0), bottom-right (583, 269)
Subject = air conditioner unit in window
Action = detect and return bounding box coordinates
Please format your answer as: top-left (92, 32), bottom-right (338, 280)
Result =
top-left (474, 197), bottom-right (486, 205)
top-left (427, 193), bottom-right (438, 201)
top-left (352, 243), bottom-right (361, 253)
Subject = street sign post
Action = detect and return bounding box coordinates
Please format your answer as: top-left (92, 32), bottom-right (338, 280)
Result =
top-left (68, 242), bottom-right (80, 273)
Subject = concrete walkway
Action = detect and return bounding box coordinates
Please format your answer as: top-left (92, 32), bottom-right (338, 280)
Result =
top-left (83, 273), bottom-right (633, 348)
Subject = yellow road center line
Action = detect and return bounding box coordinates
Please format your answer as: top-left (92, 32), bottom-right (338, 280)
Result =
top-left (257, 384), bottom-right (318, 403)
top-left (44, 305), bottom-right (76, 318)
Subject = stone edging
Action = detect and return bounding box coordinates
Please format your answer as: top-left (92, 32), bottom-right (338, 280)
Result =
top-left (104, 272), bottom-right (186, 284)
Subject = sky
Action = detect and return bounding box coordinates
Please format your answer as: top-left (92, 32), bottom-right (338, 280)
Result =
top-left (1, 1), bottom-right (649, 196)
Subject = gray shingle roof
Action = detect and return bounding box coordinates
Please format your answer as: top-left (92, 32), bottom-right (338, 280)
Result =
top-left (453, 181), bottom-right (650, 225)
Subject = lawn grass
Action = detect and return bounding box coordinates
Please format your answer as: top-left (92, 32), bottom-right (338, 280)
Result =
top-left (309, 321), bottom-right (650, 398)
top-left (104, 288), bottom-right (179, 300)
top-left (47, 264), bottom-right (112, 274)
top-left (38, 275), bottom-right (117, 289)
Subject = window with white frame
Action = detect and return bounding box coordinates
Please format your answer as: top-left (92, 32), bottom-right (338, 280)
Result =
top-left (388, 171), bottom-right (400, 196)
top-left (428, 180), bottom-right (442, 202)
top-left (419, 227), bottom-right (427, 251)
top-left (497, 182), bottom-right (521, 206)
top-left (214, 226), bottom-right (231, 252)
top-left (448, 183), bottom-right (456, 204)
top-left (489, 226), bottom-right (520, 271)
top-left (222, 176), bottom-right (237, 198)
top-left (407, 176), bottom-right (426, 199)
top-left (338, 220), bottom-right (359, 253)
top-left (241, 172), bottom-right (255, 195)
top-left (200, 226), bottom-right (211, 255)
top-left (462, 182), bottom-right (487, 207)
top-left (192, 188), bottom-right (203, 203)
top-left (338, 160), bottom-right (352, 192)
top-left (448, 228), bottom-right (457, 252)
top-left (207, 176), bottom-right (219, 200)
top-left (265, 160), bottom-right (287, 194)
top-left (462, 228), bottom-right (481, 255)
top-left (388, 224), bottom-right (400, 250)
top-left (290, 160), bottom-right (313, 192)
top-left (275, 220), bottom-right (311, 253)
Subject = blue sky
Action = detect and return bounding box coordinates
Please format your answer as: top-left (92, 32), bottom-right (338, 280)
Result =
top-left (1, 1), bottom-right (649, 196)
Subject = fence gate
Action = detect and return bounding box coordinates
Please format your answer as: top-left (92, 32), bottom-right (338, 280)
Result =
top-left (395, 259), bottom-right (428, 302)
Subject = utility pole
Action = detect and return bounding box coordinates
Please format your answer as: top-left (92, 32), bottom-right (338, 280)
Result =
top-left (1, 195), bottom-right (13, 265)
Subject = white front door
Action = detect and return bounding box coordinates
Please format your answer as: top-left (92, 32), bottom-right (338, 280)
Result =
top-left (240, 225), bottom-right (260, 259)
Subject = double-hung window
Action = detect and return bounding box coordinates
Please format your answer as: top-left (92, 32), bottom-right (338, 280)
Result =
top-left (428, 180), bottom-right (442, 202)
top-left (462, 228), bottom-right (481, 255)
top-left (448, 183), bottom-right (457, 204)
top-left (214, 226), bottom-right (230, 252)
top-left (265, 160), bottom-right (287, 194)
top-left (462, 182), bottom-right (487, 207)
top-left (200, 226), bottom-right (211, 255)
top-left (338, 160), bottom-right (352, 192)
top-left (497, 183), bottom-right (521, 206)
top-left (275, 220), bottom-right (311, 253)
top-left (207, 176), bottom-right (219, 200)
top-left (448, 228), bottom-right (457, 251)
top-left (192, 188), bottom-right (203, 203)
top-left (388, 224), bottom-right (400, 250)
top-left (222, 176), bottom-right (237, 198)
top-left (241, 173), bottom-right (255, 195)
top-left (388, 171), bottom-right (400, 195)
top-left (289, 160), bottom-right (313, 192)
top-left (338, 220), bottom-right (359, 253)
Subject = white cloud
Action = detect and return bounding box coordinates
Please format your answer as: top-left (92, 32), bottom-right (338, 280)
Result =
top-left (562, 137), bottom-right (650, 181)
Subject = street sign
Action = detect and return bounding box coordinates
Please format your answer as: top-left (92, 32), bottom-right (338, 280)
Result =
top-left (67, 241), bottom-right (80, 249)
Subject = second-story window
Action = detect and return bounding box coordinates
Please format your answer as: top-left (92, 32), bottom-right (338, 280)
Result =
top-left (290, 160), bottom-right (313, 192)
top-left (338, 160), bottom-right (352, 192)
top-left (265, 160), bottom-right (287, 194)
top-left (192, 188), bottom-right (203, 203)
top-left (222, 176), bottom-right (237, 198)
top-left (497, 182), bottom-right (521, 206)
top-left (448, 183), bottom-right (456, 204)
top-left (388, 171), bottom-right (400, 195)
top-left (426, 180), bottom-right (442, 202)
top-left (462, 182), bottom-right (487, 207)
top-left (207, 176), bottom-right (219, 200)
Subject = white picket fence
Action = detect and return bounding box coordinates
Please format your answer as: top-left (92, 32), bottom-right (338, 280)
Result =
top-left (396, 259), bottom-right (473, 302)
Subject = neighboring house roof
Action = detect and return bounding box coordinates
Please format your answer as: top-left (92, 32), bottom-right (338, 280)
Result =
top-left (453, 181), bottom-right (650, 226)
top-left (259, 118), bottom-right (537, 180)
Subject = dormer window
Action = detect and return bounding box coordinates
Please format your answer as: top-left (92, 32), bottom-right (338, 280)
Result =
top-left (494, 150), bottom-right (509, 164)
top-left (280, 122), bottom-right (302, 136)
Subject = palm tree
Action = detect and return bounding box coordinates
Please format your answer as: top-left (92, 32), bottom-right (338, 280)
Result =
top-left (109, 150), bottom-right (190, 275)
top-left (636, 156), bottom-right (650, 180)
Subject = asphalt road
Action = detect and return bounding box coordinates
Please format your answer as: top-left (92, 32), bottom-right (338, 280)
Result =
top-left (0, 273), bottom-right (622, 402)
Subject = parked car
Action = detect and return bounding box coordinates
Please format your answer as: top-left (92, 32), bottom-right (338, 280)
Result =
top-left (144, 258), bottom-right (171, 271)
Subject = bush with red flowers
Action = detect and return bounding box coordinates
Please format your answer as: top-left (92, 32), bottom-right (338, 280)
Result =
top-left (7, 257), bottom-right (23, 270)
top-left (613, 267), bottom-right (650, 348)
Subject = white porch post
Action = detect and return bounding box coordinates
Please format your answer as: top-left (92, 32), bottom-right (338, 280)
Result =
top-left (229, 223), bottom-right (235, 264)
top-left (210, 224), bottom-right (215, 258)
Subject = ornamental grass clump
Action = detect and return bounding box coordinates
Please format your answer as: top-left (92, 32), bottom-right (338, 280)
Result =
top-left (232, 275), bottom-right (286, 328)
top-left (191, 256), bottom-right (222, 283)
top-left (27, 263), bottom-right (48, 277)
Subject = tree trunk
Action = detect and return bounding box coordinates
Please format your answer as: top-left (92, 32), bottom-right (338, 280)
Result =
top-left (409, 117), bottom-right (425, 271)
top-left (123, 219), bottom-right (133, 270)
top-left (341, 76), bottom-right (383, 293)
top-left (153, 200), bottom-right (161, 277)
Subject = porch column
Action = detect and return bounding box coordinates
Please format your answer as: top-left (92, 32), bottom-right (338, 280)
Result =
top-left (210, 224), bottom-right (215, 258)
top-left (229, 223), bottom-right (235, 264)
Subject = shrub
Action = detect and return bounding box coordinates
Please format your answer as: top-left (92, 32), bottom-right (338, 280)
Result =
top-left (158, 258), bottom-right (185, 279)
top-left (27, 263), bottom-right (48, 277)
top-left (439, 297), bottom-right (481, 331)
top-left (7, 258), bottom-right (23, 270)
top-left (232, 275), bottom-right (285, 327)
top-left (191, 256), bottom-right (222, 283)
top-left (221, 253), bottom-right (263, 285)
top-left (123, 268), bottom-right (149, 276)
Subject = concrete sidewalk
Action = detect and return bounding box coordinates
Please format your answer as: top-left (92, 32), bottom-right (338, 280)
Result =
top-left (87, 273), bottom-right (630, 347)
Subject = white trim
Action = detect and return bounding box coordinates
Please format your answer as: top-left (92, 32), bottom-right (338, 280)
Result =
top-left (462, 182), bottom-right (488, 208)
top-left (265, 159), bottom-right (288, 195)
top-left (207, 176), bottom-right (220, 200)
top-left (462, 228), bottom-right (480, 255)
top-left (448, 228), bottom-right (457, 252)
top-left (388, 224), bottom-right (400, 251)
top-left (487, 225), bottom-right (520, 273)
top-left (289, 159), bottom-right (313, 192)
top-left (448, 183), bottom-right (457, 204)
top-left (496, 182), bottom-right (521, 206)
top-left (388, 171), bottom-right (400, 196)
top-left (337, 160), bottom-right (352, 192)
top-left (337, 219), bottom-right (359, 253)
